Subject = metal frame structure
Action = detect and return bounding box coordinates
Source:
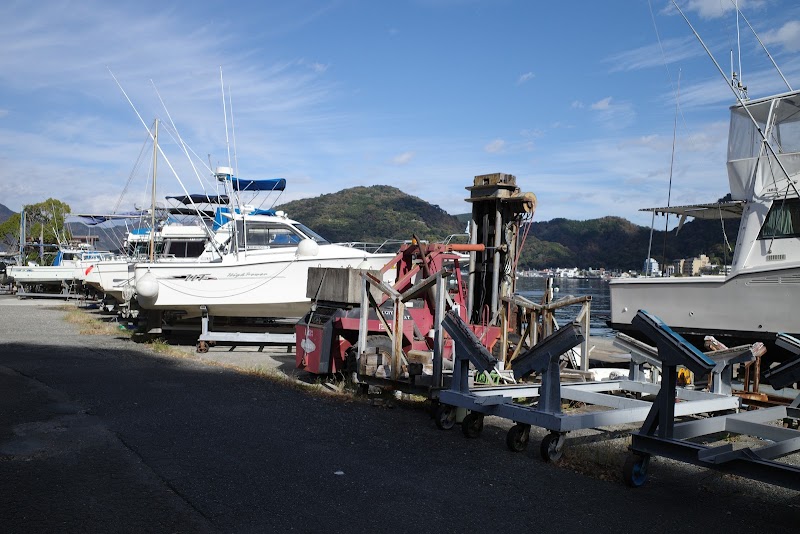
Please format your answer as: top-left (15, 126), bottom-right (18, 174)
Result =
top-left (624, 325), bottom-right (800, 490)
top-left (196, 305), bottom-right (296, 353)
top-left (435, 310), bottom-right (745, 462)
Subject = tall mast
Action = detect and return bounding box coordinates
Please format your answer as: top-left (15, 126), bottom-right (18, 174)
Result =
top-left (150, 119), bottom-right (159, 263)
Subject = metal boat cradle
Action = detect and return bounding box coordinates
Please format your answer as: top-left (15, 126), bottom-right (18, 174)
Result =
top-left (435, 309), bottom-right (746, 462)
top-left (624, 314), bottom-right (800, 490)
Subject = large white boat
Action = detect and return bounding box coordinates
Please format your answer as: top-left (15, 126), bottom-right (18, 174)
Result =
top-left (133, 168), bottom-right (395, 319)
top-left (609, 89), bottom-right (800, 351)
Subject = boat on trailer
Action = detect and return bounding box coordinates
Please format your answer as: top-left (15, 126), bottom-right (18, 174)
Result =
top-left (84, 222), bottom-right (213, 309)
top-left (9, 243), bottom-right (114, 298)
top-left (133, 168), bottom-right (395, 320)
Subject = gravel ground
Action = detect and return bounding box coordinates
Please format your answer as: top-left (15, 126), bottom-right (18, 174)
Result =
top-left (1, 295), bottom-right (798, 533)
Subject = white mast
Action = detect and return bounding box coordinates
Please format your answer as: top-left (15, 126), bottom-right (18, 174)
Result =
top-left (150, 119), bottom-right (159, 263)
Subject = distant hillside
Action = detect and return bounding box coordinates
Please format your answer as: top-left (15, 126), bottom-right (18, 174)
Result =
top-left (276, 187), bottom-right (740, 271)
top-left (0, 203), bottom-right (13, 225)
top-left (2, 192), bottom-right (741, 270)
top-left (276, 185), bottom-right (465, 243)
top-left (521, 216), bottom-right (740, 271)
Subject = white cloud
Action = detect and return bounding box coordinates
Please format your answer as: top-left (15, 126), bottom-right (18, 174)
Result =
top-left (589, 97), bottom-right (636, 130)
top-left (517, 72), bottom-right (534, 85)
top-left (484, 139), bottom-right (505, 153)
top-left (762, 20), bottom-right (800, 52)
top-left (571, 101), bottom-right (584, 109)
top-left (604, 36), bottom-right (701, 72)
top-left (590, 97), bottom-right (612, 110)
top-left (391, 151), bottom-right (415, 165)
top-left (680, 0), bottom-right (766, 20)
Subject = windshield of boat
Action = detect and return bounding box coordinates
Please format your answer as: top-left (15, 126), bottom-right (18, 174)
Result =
top-left (235, 221), bottom-right (304, 249)
top-left (163, 239), bottom-right (207, 258)
top-left (758, 198), bottom-right (800, 239)
top-left (294, 223), bottom-right (330, 245)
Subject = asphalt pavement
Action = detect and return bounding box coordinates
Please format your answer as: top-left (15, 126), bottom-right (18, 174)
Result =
top-left (1, 295), bottom-right (798, 533)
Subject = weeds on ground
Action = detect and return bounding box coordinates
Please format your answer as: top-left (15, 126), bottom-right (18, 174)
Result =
top-left (63, 307), bottom-right (133, 338)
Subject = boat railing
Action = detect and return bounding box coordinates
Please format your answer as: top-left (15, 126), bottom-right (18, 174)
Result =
top-left (338, 240), bottom-right (411, 254)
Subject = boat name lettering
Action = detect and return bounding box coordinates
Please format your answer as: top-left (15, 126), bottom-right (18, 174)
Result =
top-left (226, 272), bottom-right (269, 278)
top-left (185, 274), bottom-right (211, 281)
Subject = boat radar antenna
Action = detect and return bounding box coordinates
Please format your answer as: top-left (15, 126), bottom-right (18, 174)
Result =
top-left (727, 0), bottom-right (793, 92)
top-left (731, 0), bottom-right (748, 101)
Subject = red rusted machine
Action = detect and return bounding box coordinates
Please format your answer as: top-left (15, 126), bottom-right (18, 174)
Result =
top-left (295, 240), bottom-right (501, 376)
top-left (296, 173), bottom-right (537, 394)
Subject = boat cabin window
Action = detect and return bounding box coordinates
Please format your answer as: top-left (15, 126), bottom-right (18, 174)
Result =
top-left (235, 221), bottom-right (303, 248)
top-left (295, 223), bottom-right (331, 245)
top-left (127, 242), bottom-right (165, 259)
top-left (163, 239), bottom-right (207, 258)
top-left (758, 198), bottom-right (800, 239)
top-left (729, 96), bottom-right (800, 160)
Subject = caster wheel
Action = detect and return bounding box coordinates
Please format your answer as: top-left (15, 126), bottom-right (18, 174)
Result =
top-left (623, 454), bottom-right (650, 488)
top-left (540, 432), bottom-right (564, 463)
top-left (461, 412), bottom-right (484, 438)
top-left (434, 404), bottom-right (456, 430)
top-left (506, 423), bottom-right (530, 452)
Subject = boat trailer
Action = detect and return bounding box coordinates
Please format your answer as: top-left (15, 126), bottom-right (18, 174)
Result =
top-left (624, 321), bottom-right (800, 490)
top-left (435, 309), bottom-right (750, 462)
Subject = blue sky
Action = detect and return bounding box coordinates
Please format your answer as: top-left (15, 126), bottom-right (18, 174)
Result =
top-left (2, 0), bottom-right (800, 227)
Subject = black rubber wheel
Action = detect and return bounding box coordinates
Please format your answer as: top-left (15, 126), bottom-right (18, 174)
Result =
top-left (623, 454), bottom-right (650, 488)
top-left (540, 432), bottom-right (564, 462)
top-left (461, 412), bottom-right (484, 438)
top-left (506, 423), bottom-right (530, 452)
top-left (434, 404), bottom-right (456, 430)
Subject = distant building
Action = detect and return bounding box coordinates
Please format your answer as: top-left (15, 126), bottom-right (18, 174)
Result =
top-left (643, 257), bottom-right (660, 276)
top-left (672, 254), bottom-right (711, 276)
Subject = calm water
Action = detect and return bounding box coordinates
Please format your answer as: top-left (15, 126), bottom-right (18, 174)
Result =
top-left (515, 277), bottom-right (614, 338)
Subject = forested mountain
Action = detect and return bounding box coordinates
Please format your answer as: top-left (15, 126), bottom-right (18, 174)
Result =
top-left (0, 203), bottom-right (13, 225)
top-left (277, 186), bottom-right (740, 271)
top-left (275, 185), bottom-right (465, 243)
top-left (4, 189), bottom-right (740, 271)
top-left (518, 216), bottom-right (739, 271)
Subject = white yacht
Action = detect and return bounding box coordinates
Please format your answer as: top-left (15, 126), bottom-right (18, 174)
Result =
top-left (133, 168), bottom-right (395, 319)
top-left (609, 89), bottom-right (800, 348)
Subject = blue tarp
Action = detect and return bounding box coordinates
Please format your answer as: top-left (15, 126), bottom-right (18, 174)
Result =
top-left (227, 177), bottom-right (286, 192)
top-left (167, 194), bottom-right (230, 205)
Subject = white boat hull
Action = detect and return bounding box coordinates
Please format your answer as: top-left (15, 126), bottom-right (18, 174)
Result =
top-left (85, 260), bottom-right (135, 304)
top-left (608, 267), bottom-right (800, 343)
top-left (134, 248), bottom-right (394, 318)
top-left (8, 265), bottom-right (78, 285)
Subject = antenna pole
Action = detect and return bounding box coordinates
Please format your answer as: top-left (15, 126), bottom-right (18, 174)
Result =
top-left (736, 0), bottom-right (743, 93)
top-left (727, 0), bottom-right (793, 91)
top-left (220, 67), bottom-right (232, 171)
top-left (150, 119), bottom-right (159, 263)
